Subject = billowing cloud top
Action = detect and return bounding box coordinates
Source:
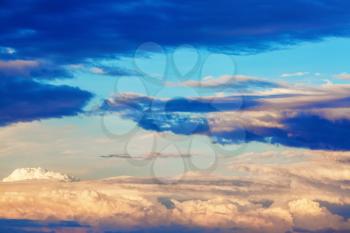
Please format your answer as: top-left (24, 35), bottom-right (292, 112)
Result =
top-left (2, 167), bottom-right (79, 182)
top-left (1, 149), bottom-right (350, 233)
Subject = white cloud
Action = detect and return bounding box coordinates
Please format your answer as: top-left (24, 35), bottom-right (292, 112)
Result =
top-left (281, 72), bottom-right (309, 77)
top-left (89, 67), bottom-right (105, 74)
top-left (167, 75), bottom-right (280, 90)
top-left (0, 47), bottom-right (16, 54)
top-left (335, 73), bottom-right (350, 80)
top-left (2, 167), bottom-right (79, 182)
top-left (1, 149), bottom-right (350, 232)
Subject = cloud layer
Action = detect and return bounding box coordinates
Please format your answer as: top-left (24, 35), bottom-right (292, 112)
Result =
top-left (2, 0), bottom-right (350, 63)
top-left (1, 149), bottom-right (350, 233)
top-left (102, 78), bottom-right (350, 150)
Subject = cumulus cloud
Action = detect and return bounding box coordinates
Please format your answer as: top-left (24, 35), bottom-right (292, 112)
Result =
top-left (1, 149), bottom-right (350, 233)
top-left (2, 167), bottom-right (79, 182)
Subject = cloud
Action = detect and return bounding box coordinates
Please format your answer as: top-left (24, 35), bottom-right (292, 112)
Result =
top-left (101, 82), bottom-right (350, 150)
top-left (0, 47), bottom-right (15, 55)
top-left (0, 219), bottom-right (89, 233)
top-left (100, 152), bottom-right (192, 160)
top-left (0, 77), bottom-right (93, 126)
top-left (281, 72), bottom-right (309, 78)
top-left (2, 1), bottom-right (350, 63)
top-left (168, 75), bottom-right (281, 91)
top-left (0, 59), bottom-right (72, 79)
top-left (89, 65), bottom-right (140, 76)
top-left (2, 167), bottom-right (79, 182)
top-left (1, 149), bottom-right (350, 232)
top-left (335, 73), bottom-right (350, 80)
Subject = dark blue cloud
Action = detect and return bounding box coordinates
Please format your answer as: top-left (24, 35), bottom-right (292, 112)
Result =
top-left (0, 77), bottom-right (93, 126)
top-left (101, 94), bottom-right (259, 113)
top-left (135, 112), bottom-right (350, 150)
top-left (318, 201), bottom-right (350, 220)
top-left (106, 225), bottom-right (240, 233)
top-left (0, 219), bottom-right (89, 233)
top-left (1, 0), bottom-right (350, 63)
top-left (216, 114), bottom-right (350, 150)
top-left (103, 93), bottom-right (350, 151)
top-left (0, 60), bottom-right (72, 79)
top-left (0, 219), bottom-right (239, 233)
top-left (292, 228), bottom-right (350, 233)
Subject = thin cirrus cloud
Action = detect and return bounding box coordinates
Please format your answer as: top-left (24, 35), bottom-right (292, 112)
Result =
top-left (101, 77), bottom-right (350, 151)
top-left (281, 72), bottom-right (309, 78)
top-left (89, 65), bottom-right (141, 77)
top-left (2, 0), bottom-right (350, 63)
top-left (167, 75), bottom-right (282, 91)
top-left (0, 59), bottom-right (72, 79)
top-left (336, 73), bottom-right (350, 80)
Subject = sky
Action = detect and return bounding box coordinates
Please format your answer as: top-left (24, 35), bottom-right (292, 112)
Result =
top-left (1, 1), bottom-right (350, 232)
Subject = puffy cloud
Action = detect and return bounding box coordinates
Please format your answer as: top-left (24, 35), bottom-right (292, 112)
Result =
top-left (1, 149), bottom-right (350, 232)
top-left (289, 199), bottom-right (350, 231)
top-left (2, 167), bottom-right (79, 182)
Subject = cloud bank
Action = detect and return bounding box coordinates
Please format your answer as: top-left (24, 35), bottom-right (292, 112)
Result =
top-left (1, 149), bottom-right (350, 233)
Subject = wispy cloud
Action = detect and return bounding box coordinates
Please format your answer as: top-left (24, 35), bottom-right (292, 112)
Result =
top-left (335, 73), bottom-right (350, 80)
top-left (281, 72), bottom-right (309, 78)
top-left (0, 59), bottom-right (72, 79)
top-left (167, 75), bottom-right (281, 91)
top-left (100, 152), bottom-right (192, 160)
top-left (89, 65), bottom-right (140, 77)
